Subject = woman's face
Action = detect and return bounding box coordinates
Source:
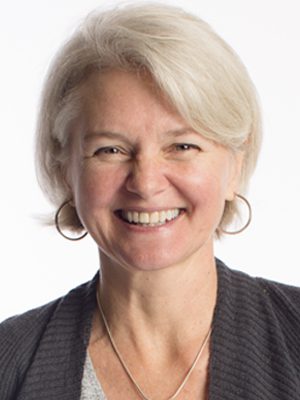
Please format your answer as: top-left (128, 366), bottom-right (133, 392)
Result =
top-left (68, 69), bottom-right (243, 272)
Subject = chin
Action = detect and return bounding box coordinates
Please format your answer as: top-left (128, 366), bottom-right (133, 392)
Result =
top-left (113, 246), bottom-right (199, 273)
top-left (118, 253), bottom-right (172, 272)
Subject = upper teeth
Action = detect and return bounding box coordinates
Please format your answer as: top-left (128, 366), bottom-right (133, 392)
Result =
top-left (121, 209), bottom-right (180, 225)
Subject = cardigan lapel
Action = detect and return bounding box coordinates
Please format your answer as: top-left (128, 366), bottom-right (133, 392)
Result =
top-left (16, 273), bottom-right (98, 400)
top-left (209, 260), bottom-right (300, 399)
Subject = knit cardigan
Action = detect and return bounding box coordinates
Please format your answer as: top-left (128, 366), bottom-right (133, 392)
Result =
top-left (1, 259), bottom-right (300, 399)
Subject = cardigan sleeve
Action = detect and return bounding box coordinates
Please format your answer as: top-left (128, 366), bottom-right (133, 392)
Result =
top-left (0, 275), bottom-right (98, 400)
top-left (0, 318), bottom-right (21, 400)
top-left (0, 300), bottom-right (60, 400)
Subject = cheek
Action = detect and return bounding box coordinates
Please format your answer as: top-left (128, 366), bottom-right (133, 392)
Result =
top-left (73, 165), bottom-right (125, 213)
top-left (182, 162), bottom-right (230, 211)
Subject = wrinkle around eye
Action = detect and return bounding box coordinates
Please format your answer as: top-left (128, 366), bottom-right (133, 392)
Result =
top-left (91, 145), bottom-right (132, 162)
top-left (165, 143), bottom-right (202, 160)
top-left (94, 146), bottom-right (122, 155)
top-left (173, 143), bottom-right (202, 152)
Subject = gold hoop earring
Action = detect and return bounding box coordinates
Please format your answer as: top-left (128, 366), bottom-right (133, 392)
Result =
top-left (219, 194), bottom-right (252, 235)
top-left (55, 200), bottom-right (88, 241)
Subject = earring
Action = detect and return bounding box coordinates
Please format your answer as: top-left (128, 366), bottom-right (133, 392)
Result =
top-left (219, 194), bottom-right (252, 235)
top-left (55, 200), bottom-right (88, 241)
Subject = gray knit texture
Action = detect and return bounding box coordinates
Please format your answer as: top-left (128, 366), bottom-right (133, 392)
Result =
top-left (1, 259), bottom-right (300, 399)
top-left (80, 352), bottom-right (107, 399)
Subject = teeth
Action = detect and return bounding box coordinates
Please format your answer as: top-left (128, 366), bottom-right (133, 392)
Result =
top-left (121, 209), bottom-right (181, 226)
top-left (166, 210), bottom-right (173, 221)
top-left (150, 211), bottom-right (159, 224)
top-left (140, 212), bottom-right (149, 224)
top-left (159, 211), bottom-right (166, 223)
top-left (133, 212), bottom-right (139, 223)
top-left (127, 211), bottom-right (133, 223)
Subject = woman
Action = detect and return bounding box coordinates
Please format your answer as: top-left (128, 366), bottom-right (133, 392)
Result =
top-left (1, 3), bottom-right (300, 400)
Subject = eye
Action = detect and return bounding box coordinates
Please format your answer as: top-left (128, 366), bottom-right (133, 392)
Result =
top-left (94, 146), bottom-right (122, 156)
top-left (166, 142), bottom-right (202, 161)
top-left (173, 143), bottom-right (201, 152)
top-left (91, 145), bottom-right (131, 162)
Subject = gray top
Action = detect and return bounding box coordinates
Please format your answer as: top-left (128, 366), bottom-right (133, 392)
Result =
top-left (80, 352), bottom-right (107, 400)
top-left (2, 260), bottom-right (300, 399)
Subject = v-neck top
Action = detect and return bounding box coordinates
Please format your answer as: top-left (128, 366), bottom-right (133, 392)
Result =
top-left (1, 259), bottom-right (300, 399)
top-left (81, 352), bottom-right (107, 400)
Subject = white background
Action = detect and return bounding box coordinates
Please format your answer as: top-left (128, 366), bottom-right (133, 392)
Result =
top-left (0, 0), bottom-right (299, 322)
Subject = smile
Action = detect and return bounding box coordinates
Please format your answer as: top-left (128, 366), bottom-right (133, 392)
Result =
top-left (117, 208), bottom-right (184, 226)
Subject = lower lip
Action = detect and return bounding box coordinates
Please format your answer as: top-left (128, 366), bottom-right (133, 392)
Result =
top-left (115, 211), bottom-right (185, 232)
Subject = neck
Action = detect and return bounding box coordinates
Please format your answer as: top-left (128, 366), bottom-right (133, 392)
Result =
top-left (97, 246), bottom-right (217, 352)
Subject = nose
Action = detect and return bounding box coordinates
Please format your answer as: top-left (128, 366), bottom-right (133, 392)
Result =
top-left (125, 157), bottom-right (169, 199)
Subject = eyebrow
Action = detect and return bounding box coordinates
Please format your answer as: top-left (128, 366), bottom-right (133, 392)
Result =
top-left (83, 127), bottom-right (195, 142)
top-left (165, 127), bottom-right (195, 137)
top-left (84, 131), bottom-right (132, 144)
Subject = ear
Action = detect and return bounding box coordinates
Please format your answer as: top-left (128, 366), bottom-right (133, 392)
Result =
top-left (225, 150), bottom-right (245, 201)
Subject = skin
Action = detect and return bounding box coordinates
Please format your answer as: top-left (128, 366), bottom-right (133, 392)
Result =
top-left (67, 69), bottom-right (244, 399)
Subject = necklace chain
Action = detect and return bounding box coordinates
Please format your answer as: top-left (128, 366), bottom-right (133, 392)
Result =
top-left (96, 290), bottom-right (212, 400)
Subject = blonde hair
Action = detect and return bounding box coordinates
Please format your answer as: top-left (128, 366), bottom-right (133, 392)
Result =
top-left (35, 2), bottom-right (262, 236)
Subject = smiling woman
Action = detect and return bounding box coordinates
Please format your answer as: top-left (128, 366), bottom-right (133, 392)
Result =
top-left (1, 3), bottom-right (300, 400)
top-left (68, 69), bottom-right (242, 272)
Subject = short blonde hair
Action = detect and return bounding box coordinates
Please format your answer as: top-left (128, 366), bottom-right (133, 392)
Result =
top-left (35, 2), bottom-right (262, 236)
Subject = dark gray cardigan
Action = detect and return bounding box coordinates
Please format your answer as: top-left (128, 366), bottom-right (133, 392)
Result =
top-left (1, 259), bottom-right (300, 399)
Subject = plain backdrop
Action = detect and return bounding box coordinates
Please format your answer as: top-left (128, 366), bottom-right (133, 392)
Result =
top-left (0, 0), bottom-right (299, 322)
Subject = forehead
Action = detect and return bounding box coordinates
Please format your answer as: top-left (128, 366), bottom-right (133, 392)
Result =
top-left (78, 69), bottom-right (184, 128)
top-left (74, 69), bottom-right (226, 153)
top-left (70, 70), bottom-right (232, 159)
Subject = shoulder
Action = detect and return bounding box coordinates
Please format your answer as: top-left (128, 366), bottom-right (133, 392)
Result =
top-left (0, 298), bottom-right (60, 394)
top-left (0, 274), bottom-right (97, 349)
top-left (256, 274), bottom-right (300, 327)
top-left (229, 261), bottom-right (300, 322)
top-left (217, 257), bottom-right (300, 316)
top-left (0, 274), bottom-right (98, 400)
top-left (216, 258), bottom-right (300, 354)
top-left (0, 298), bottom-right (59, 340)
top-left (213, 259), bottom-right (300, 393)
